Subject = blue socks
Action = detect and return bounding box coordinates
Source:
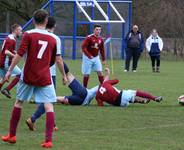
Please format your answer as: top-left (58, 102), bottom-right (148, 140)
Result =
top-left (31, 104), bottom-right (45, 123)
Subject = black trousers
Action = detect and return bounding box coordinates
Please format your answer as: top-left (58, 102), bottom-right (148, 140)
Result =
top-left (125, 48), bottom-right (141, 71)
top-left (150, 55), bottom-right (160, 68)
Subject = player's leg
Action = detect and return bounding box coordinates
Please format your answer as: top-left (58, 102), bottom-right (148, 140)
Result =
top-left (1, 100), bottom-right (23, 143)
top-left (134, 96), bottom-right (150, 104)
top-left (150, 55), bottom-right (156, 72)
top-left (26, 62), bottom-right (69, 132)
top-left (1, 75), bottom-right (20, 98)
top-left (34, 84), bottom-right (56, 148)
top-left (26, 103), bottom-right (58, 132)
top-left (93, 56), bottom-right (104, 84)
top-left (120, 90), bottom-right (137, 107)
top-left (1, 80), bottom-right (34, 144)
top-left (26, 103), bottom-right (45, 131)
top-left (0, 68), bottom-right (6, 90)
top-left (132, 50), bottom-right (141, 72)
top-left (41, 102), bottom-right (55, 148)
top-left (125, 48), bottom-right (132, 71)
top-left (156, 55), bottom-right (160, 72)
top-left (1, 66), bottom-right (21, 98)
top-left (136, 90), bottom-right (163, 102)
top-left (82, 55), bottom-right (92, 87)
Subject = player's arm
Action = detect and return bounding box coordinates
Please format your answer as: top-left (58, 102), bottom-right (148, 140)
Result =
top-left (103, 67), bottom-right (119, 85)
top-left (103, 67), bottom-right (110, 82)
top-left (5, 33), bottom-right (29, 81)
top-left (5, 54), bottom-right (21, 82)
top-left (99, 39), bottom-right (106, 65)
top-left (96, 97), bottom-right (104, 106)
top-left (5, 50), bottom-right (15, 58)
top-left (56, 56), bottom-right (67, 85)
top-left (82, 37), bottom-right (93, 59)
top-left (106, 79), bottom-right (119, 85)
top-left (3, 40), bottom-right (15, 57)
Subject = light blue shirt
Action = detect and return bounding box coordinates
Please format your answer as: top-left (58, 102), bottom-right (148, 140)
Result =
top-left (82, 86), bottom-right (99, 105)
top-left (50, 64), bottom-right (56, 76)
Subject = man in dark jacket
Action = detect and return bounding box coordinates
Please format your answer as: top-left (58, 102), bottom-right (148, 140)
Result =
top-left (124, 25), bottom-right (144, 72)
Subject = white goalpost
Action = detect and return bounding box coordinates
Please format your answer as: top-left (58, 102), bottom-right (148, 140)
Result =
top-left (76, 0), bottom-right (125, 23)
top-left (76, 0), bottom-right (125, 74)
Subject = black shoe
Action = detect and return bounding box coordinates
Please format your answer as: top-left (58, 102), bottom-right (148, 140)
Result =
top-left (152, 67), bottom-right (156, 72)
top-left (156, 67), bottom-right (160, 73)
top-left (1, 89), bottom-right (11, 99)
top-left (155, 96), bottom-right (163, 102)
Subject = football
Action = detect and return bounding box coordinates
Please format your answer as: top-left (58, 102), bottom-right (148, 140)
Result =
top-left (178, 95), bottom-right (184, 105)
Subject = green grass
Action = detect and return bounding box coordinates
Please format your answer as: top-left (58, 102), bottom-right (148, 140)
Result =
top-left (0, 59), bottom-right (184, 150)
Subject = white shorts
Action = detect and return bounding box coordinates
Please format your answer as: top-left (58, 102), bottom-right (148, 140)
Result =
top-left (82, 54), bottom-right (102, 74)
top-left (0, 65), bottom-right (21, 78)
top-left (16, 80), bottom-right (56, 103)
top-left (120, 90), bottom-right (136, 107)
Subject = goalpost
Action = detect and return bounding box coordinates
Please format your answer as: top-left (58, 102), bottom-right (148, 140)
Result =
top-left (76, 0), bottom-right (126, 74)
top-left (21, 0), bottom-right (132, 63)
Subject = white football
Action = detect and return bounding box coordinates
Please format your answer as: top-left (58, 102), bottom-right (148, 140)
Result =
top-left (178, 95), bottom-right (184, 105)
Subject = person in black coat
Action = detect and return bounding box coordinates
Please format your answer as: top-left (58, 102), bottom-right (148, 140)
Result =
top-left (124, 25), bottom-right (144, 72)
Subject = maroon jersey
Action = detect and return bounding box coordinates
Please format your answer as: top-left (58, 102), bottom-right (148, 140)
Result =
top-left (82, 34), bottom-right (105, 61)
top-left (0, 34), bottom-right (16, 68)
top-left (96, 79), bottom-right (121, 106)
top-left (17, 28), bottom-right (61, 86)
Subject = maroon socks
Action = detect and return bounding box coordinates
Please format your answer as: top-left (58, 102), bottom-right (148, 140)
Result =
top-left (9, 107), bottom-right (21, 137)
top-left (45, 112), bottom-right (55, 142)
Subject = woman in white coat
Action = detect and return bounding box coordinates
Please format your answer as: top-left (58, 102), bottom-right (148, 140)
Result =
top-left (146, 29), bottom-right (163, 72)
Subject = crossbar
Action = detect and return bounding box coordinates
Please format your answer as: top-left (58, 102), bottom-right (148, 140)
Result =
top-left (76, 0), bottom-right (125, 23)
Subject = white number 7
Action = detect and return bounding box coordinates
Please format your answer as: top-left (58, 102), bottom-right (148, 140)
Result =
top-left (37, 40), bottom-right (48, 59)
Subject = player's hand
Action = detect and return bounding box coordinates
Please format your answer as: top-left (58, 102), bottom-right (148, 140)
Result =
top-left (89, 55), bottom-right (93, 59)
top-left (102, 61), bottom-right (106, 66)
top-left (5, 70), bottom-right (11, 82)
top-left (105, 67), bottom-right (110, 75)
top-left (62, 76), bottom-right (68, 85)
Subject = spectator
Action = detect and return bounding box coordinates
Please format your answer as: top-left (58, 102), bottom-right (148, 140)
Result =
top-left (124, 25), bottom-right (144, 72)
top-left (146, 29), bottom-right (163, 73)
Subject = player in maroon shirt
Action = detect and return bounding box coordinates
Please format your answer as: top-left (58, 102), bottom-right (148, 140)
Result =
top-left (96, 68), bottom-right (163, 107)
top-left (1, 9), bottom-right (67, 148)
top-left (0, 24), bottom-right (22, 98)
top-left (82, 24), bottom-right (106, 87)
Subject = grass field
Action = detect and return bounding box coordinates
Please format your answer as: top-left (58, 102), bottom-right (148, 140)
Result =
top-left (0, 59), bottom-right (184, 150)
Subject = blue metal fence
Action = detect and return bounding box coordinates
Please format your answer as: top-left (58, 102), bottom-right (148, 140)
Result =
top-left (0, 0), bottom-right (132, 59)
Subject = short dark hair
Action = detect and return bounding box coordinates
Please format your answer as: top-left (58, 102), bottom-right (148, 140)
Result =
top-left (33, 9), bottom-right (49, 24)
top-left (94, 24), bottom-right (102, 29)
top-left (46, 16), bottom-right (56, 29)
top-left (11, 23), bottom-right (21, 32)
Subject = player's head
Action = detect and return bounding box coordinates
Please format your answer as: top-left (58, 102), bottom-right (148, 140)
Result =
top-left (93, 24), bottom-right (102, 37)
top-left (46, 16), bottom-right (56, 32)
top-left (33, 9), bottom-right (49, 27)
top-left (132, 25), bottom-right (138, 33)
top-left (11, 23), bottom-right (22, 37)
top-left (152, 29), bottom-right (158, 37)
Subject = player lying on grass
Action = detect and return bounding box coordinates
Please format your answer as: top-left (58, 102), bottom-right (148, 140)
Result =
top-left (96, 68), bottom-right (163, 107)
top-left (26, 62), bottom-right (99, 131)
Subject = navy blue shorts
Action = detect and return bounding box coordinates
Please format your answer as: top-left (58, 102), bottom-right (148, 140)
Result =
top-left (65, 79), bottom-right (87, 105)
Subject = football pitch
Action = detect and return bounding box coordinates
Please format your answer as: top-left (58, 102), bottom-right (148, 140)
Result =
top-left (0, 59), bottom-right (184, 150)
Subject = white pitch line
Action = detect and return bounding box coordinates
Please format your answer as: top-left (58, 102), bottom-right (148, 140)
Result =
top-left (73, 123), bottom-right (184, 134)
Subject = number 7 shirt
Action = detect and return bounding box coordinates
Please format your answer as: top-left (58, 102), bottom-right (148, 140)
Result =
top-left (17, 28), bottom-right (61, 86)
